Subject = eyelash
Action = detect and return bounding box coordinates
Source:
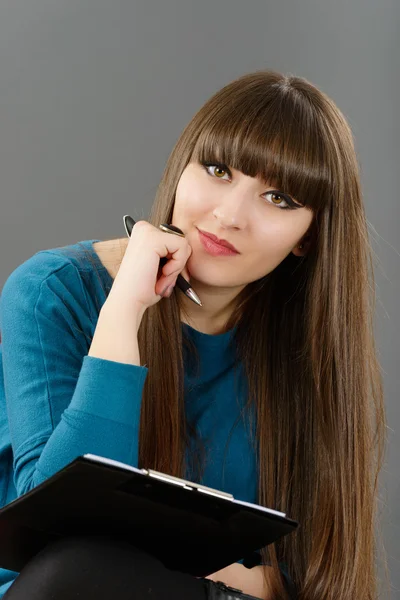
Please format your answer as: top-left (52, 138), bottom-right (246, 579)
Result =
top-left (201, 162), bottom-right (299, 211)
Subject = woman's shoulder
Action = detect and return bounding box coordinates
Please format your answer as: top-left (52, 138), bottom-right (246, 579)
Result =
top-left (0, 240), bottom-right (106, 345)
top-left (1, 240), bottom-right (94, 297)
top-left (0, 238), bottom-right (129, 325)
top-left (0, 237), bottom-right (132, 326)
top-left (1, 238), bottom-right (124, 308)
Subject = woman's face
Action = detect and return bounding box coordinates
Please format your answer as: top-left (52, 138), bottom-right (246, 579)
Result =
top-left (171, 160), bottom-right (314, 290)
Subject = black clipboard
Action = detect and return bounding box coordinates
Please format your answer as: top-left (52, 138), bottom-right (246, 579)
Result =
top-left (0, 454), bottom-right (298, 577)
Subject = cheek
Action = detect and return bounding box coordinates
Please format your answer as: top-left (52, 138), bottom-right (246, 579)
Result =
top-left (255, 222), bottom-right (294, 256)
top-left (243, 242), bottom-right (290, 279)
top-left (259, 212), bottom-right (312, 254)
top-left (235, 223), bottom-right (305, 279)
top-left (174, 176), bottom-right (212, 219)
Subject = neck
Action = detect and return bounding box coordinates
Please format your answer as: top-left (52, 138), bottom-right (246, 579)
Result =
top-left (178, 277), bottom-right (244, 335)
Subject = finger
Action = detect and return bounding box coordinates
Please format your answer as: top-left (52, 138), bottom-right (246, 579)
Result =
top-left (161, 245), bottom-right (191, 279)
top-left (155, 272), bottom-right (177, 296)
top-left (180, 266), bottom-right (191, 283)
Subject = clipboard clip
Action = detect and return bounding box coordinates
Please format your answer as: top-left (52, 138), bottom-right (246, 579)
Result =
top-left (145, 469), bottom-right (234, 501)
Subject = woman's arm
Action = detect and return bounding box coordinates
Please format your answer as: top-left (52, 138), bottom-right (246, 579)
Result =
top-left (0, 258), bottom-right (148, 496)
top-left (205, 563), bottom-right (273, 599)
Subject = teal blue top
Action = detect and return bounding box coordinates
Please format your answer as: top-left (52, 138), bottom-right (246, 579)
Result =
top-left (0, 239), bottom-right (293, 597)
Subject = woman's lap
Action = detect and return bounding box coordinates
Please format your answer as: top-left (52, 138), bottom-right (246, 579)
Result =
top-left (3, 535), bottom-right (209, 599)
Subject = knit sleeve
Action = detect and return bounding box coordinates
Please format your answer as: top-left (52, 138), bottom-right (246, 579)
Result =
top-left (0, 257), bottom-right (148, 497)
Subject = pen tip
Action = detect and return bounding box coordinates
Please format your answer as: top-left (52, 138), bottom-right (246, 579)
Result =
top-left (186, 288), bottom-right (202, 306)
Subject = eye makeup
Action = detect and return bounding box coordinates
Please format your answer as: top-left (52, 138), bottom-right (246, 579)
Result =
top-left (200, 160), bottom-right (303, 211)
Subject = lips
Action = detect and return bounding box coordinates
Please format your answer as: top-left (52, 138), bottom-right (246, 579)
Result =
top-left (197, 228), bottom-right (239, 253)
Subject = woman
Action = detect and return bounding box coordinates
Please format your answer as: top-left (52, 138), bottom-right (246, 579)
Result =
top-left (0, 69), bottom-right (387, 599)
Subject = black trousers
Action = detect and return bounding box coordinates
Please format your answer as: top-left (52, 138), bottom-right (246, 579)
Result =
top-left (4, 535), bottom-right (212, 599)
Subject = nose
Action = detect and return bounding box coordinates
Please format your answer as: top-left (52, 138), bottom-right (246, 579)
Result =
top-left (212, 186), bottom-right (250, 230)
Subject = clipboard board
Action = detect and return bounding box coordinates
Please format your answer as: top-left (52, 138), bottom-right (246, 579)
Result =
top-left (0, 454), bottom-right (298, 577)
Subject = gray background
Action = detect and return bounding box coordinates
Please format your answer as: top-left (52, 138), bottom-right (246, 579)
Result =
top-left (0, 1), bottom-right (398, 596)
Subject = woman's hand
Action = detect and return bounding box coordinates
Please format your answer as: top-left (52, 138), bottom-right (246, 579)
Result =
top-left (107, 219), bottom-right (192, 312)
top-left (205, 563), bottom-right (273, 599)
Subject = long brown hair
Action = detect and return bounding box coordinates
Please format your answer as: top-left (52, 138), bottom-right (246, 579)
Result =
top-left (53, 70), bottom-right (390, 598)
top-left (134, 70), bottom-right (388, 598)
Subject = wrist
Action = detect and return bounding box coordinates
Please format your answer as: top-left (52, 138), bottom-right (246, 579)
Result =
top-left (88, 298), bottom-right (144, 366)
top-left (101, 295), bottom-right (146, 334)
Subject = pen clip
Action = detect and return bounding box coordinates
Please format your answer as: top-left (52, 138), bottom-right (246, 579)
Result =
top-left (158, 223), bottom-right (186, 238)
top-left (123, 217), bottom-right (185, 239)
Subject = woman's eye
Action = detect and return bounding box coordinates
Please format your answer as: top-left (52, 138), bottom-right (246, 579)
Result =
top-left (203, 163), bottom-right (231, 180)
top-left (263, 192), bottom-right (291, 210)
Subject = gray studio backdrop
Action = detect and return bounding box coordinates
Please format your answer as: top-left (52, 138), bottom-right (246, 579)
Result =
top-left (0, 1), bottom-right (398, 596)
